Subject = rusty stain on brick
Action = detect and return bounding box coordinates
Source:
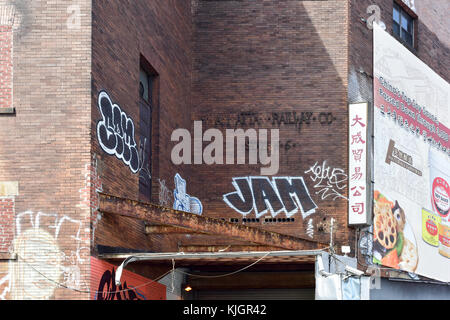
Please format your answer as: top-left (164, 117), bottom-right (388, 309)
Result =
top-left (99, 192), bottom-right (328, 251)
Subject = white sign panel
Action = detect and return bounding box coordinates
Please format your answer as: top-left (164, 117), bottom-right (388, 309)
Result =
top-left (348, 103), bottom-right (369, 226)
top-left (373, 24), bottom-right (450, 282)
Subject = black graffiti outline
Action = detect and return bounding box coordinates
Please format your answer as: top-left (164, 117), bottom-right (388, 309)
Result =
top-left (223, 176), bottom-right (318, 219)
top-left (97, 90), bottom-right (140, 173)
top-left (96, 268), bottom-right (146, 300)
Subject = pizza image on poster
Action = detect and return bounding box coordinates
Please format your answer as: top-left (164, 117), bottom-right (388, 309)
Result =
top-left (372, 191), bottom-right (418, 272)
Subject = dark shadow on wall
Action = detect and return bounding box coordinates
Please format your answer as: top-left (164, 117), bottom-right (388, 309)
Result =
top-left (188, 0), bottom-right (349, 242)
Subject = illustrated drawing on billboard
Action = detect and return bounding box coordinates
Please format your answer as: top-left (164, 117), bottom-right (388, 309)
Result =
top-left (373, 24), bottom-right (449, 282)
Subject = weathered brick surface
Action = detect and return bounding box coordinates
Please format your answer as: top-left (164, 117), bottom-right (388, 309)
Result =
top-left (189, 0), bottom-right (350, 245)
top-left (0, 0), bottom-right (91, 300)
top-left (0, 0), bottom-right (448, 300)
top-left (0, 25), bottom-right (12, 109)
top-left (91, 0), bottom-right (193, 252)
top-left (0, 197), bottom-right (14, 252)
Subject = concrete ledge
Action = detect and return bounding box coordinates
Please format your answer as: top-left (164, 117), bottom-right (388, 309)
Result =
top-left (0, 107), bottom-right (15, 115)
top-left (0, 181), bottom-right (19, 197)
top-left (0, 253), bottom-right (17, 260)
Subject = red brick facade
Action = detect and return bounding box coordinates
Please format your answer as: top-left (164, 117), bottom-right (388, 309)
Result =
top-left (0, 0), bottom-right (92, 300)
top-left (90, 257), bottom-right (166, 300)
top-left (189, 0), bottom-right (350, 245)
top-left (0, 198), bottom-right (14, 252)
top-left (0, 26), bottom-right (12, 109)
top-left (0, 0), bottom-right (447, 299)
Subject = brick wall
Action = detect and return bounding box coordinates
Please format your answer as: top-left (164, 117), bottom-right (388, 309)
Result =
top-left (90, 257), bottom-right (166, 300)
top-left (0, 25), bottom-right (12, 109)
top-left (0, 0), bottom-right (91, 300)
top-left (91, 0), bottom-right (193, 252)
top-left (91, 0), bottom-right (357, 253)
top-left (188, 0), bottom-right (351, 246)
top-left (0, 197), bottom-right (14, 252)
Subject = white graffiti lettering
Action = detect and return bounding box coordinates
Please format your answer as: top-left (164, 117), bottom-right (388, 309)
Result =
top-left (159, 179), bottom-right (172, 207)
top-left (306, 219), bottom-right (314, 239)
top-left (0, 211), bottom-right (90, 299)
top-left (97, 91), bottom-right (140, 173)
top-left (304, 161), bottom-right (348, 201)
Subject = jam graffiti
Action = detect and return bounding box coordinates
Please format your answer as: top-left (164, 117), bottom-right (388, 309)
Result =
top-left (223, 176), bottom-right (318, 219)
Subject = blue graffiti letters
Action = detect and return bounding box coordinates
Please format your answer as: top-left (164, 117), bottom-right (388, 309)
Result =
top-left (173, 173), bottom-right (203, 215)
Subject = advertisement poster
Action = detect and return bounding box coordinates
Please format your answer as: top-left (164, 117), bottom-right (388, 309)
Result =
top-left (373, 24), bottom-right (450, 282)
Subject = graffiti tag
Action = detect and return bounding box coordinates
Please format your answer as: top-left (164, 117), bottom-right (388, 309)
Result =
top-left (97, 91), bottom-right (140, 173)
top-left (97, 268), bottom-right (146, 300)
top-left (304, 161), bottom-right (348, 201)
top-left (223, 177), bottom-right (318, 219)
top-left (173, 174), bottom-right (203, 215)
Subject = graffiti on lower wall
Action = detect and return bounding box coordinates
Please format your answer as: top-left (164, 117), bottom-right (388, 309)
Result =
top-left (173, 173), bottom-right (203, 215)
top-left (96, 268), bottom-right (147, 300)
top-left (78, 156), bottom-right (103, 246)
top-left (304, 161), bottom-right (348, 201)
top-left (0, 211), bottom-right (90, 299)
top-left (223, 176), bottom-right (318, 219)
top-left (91, 257), bottom-right (166, 300)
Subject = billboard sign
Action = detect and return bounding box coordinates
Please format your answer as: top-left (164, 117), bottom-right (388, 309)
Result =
top-left (373, 24), bottom-right (450, 282)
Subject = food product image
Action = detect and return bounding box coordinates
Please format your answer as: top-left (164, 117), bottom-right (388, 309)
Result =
top-left (429, 149), bottom-right (450, 259)
top-left (438, 223), bottom-right (450, 258)
top-left (398, 239), bottom-right (419, 272)
top-left (392, 200), bottom-right (406, 232)
top-left (374, 201), bottom-right (397, 250)
top-left (422, 208), bottom-right (440, 247)
top-left (373, 191), bottom-right (418, 272)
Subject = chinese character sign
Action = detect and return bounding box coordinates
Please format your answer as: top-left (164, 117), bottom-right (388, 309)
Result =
top-left (348, 103), bottom-right (369, 225)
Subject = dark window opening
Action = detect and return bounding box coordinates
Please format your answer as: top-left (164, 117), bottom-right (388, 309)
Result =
top-left (393, 2), bottom-right (415, 47)
top-left (139, 56), bottom-right (159, 202)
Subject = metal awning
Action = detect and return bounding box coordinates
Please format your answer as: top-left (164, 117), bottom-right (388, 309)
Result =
top-left (110, 249), bottom-right (327, 285)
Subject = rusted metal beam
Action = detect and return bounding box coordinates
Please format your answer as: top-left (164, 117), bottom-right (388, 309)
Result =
top-left (99, 193), bottom-right (327, 251)
top-left (144, 224), bottom-right (205, 235)
top-left (178, 245), bottom-right (284, 253)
